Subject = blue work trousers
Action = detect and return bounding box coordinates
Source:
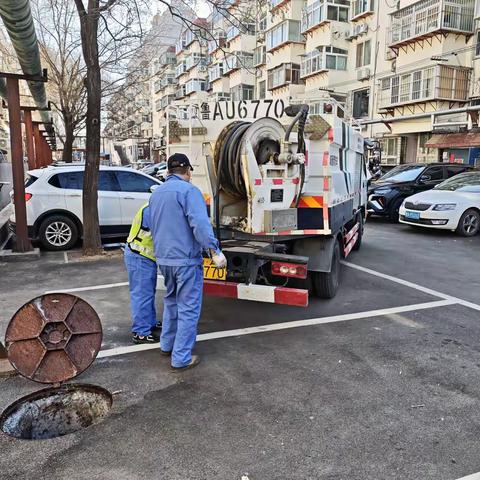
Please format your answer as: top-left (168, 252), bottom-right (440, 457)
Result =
top-left (124, 246), bottom-right (158, 336)
top-left (159, 264), bottom-right (203, 368)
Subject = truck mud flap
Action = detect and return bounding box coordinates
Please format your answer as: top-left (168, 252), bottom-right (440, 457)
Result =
top-left (292, 236), bottom-right (336, 273)
top-left (203, 280), bottom-right (308, 307)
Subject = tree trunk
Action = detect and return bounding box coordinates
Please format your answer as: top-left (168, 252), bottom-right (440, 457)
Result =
top-left (61, 118), bottom-right (75, 163)
top-left (77, 2), bottom-right (102, 256)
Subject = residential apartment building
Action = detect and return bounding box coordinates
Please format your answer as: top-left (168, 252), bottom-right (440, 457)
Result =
top-left (108, 0), bottom-right (480, 167)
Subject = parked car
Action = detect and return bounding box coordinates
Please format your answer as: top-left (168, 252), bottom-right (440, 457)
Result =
top-left (368, 163), bottom-right (476, 221)
top-left (9, 164), bottom-right (162, 250)
top-left (399, 171), bottom-right (480, 237)
top-left (141, 162), bottom-right (166, 177)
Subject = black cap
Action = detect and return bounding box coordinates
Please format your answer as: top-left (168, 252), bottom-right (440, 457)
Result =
top-left (167, 153), bottom-right (193, 171)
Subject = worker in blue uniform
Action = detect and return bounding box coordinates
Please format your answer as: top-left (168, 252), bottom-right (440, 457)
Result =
top-left (149, 153), bottom-right (226, 372)
top-left (124, 204), bottom-right (161, 344)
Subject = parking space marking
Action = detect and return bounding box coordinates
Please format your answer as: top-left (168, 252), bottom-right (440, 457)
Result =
top-left (97, 299), bottom-right (455, 359)
top-left (456, 473), bottom-right (480, 480)
top-left (342, 261), bottom-right (480, 312)
top-left (46, 281), bottom-right (129, 294)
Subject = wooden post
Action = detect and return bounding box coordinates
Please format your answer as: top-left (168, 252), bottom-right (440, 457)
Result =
top-left (6, 77), bottom-right (33, 253)
top-left (23, 110), bottom-right (36, 170)
top-left (33, 124), bottom-right (43, 167)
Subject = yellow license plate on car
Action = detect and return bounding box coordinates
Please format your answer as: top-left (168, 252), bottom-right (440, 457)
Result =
top-left (203, 258), bottom-right (226, 281)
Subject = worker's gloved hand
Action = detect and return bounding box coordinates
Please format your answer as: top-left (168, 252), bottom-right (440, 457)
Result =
top-left (212, 251), bottom-right (227, 269)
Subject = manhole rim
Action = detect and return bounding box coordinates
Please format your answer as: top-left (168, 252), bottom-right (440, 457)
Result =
top-left (0, 383), bottom-right (113, 441)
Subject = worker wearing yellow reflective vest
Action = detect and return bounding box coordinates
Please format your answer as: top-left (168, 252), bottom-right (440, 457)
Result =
top-left (124, 204), bottom-right (161, 344)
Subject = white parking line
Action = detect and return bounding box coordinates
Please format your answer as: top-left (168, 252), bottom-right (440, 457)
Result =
top-left (342, 261), bottom-right (480, 312)
top-left (97, 299), bottom-right (454, 359)
top-left (456, 473), bottom-right (480, 480)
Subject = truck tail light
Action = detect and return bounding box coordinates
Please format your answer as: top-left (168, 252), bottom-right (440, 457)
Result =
top-left (271, 261), bottom-right (307, 279)
top-left (328, 128), bottom-right (334, 143)
top-left (25, 193), bottom-right (32, 202)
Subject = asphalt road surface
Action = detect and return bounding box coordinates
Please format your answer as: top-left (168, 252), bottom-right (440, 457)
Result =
top-left (0, 219), bottom-right (479, 480)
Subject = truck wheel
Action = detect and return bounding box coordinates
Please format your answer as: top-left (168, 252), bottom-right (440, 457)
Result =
top-left (456, 209), bottom-right (480, 237)
top-left (352, 213), bottom-right (363, 251)
top-left (38, 215), bottom-right (79, 251)
top-left (313, 241), bottom-right (340, 299)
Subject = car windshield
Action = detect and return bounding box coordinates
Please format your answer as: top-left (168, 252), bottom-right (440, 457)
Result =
top-left (434, 172), bottom-right (480, 192)
top-left (379, 165), bottom-right (425, 183)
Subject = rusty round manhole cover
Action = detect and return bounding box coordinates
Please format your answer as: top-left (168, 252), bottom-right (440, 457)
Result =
top-left (5, 294), bottom-right (102, 384)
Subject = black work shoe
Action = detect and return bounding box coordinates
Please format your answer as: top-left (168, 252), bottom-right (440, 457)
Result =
top-left (132, 332), bottom-right (160, 344)
top-left (160, 349), bottom-right (172, 356)
top-left (154, 322), bottom-right (162, 330)
top-left (171, 355), bottom-right (201, 372)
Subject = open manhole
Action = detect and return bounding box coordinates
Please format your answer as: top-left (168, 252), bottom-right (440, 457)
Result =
top-left (1, 294), bottom-right (112, 440)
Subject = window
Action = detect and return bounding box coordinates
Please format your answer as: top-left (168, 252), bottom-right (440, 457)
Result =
top-left (266, 20), bottom-right (303, 51)
top-left (230, 84), bottom-right (254, 101)
top-left (356, 40), bottom-right (371, 68)
top-left (422, 166), bottom-right (443, 182)
top-left (49, 171), bottom-right (118, 191)
top-left (267, 63), bottom-right (302, 90)
top-left (116, 171), bottom-right (156, 192)
top-left (351, 0), bottom-right (374, 18)
top-left (352, 88), bottom-right (369, 118)
top-left (476, 31), bottom-right (480, 56)
top-left (446, 166), bottom-right (469, 177)
top-left (302, 0), bottom-right (349, 32)
top-left (258, 80), bottom-right (266, 99)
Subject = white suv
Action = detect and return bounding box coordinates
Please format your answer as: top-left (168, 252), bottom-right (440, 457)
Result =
top-left (10, 164), bottom-right (162, 250)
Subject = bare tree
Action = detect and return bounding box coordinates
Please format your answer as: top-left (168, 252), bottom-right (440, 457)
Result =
top-left (32, 0), bottom-right (87, 163)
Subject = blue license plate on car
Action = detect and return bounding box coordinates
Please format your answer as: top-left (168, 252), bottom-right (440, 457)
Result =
top-left (405, 211), bottom-right (420, 220)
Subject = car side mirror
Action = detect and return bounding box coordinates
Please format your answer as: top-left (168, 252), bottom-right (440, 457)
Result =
top-left (149, 185), bottom-right (159, 193)
top-left (419, 174), bottom-right (431, 184)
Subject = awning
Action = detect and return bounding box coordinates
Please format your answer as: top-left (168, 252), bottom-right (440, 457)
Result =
top-left (425, 133), bottom-right (480, 149)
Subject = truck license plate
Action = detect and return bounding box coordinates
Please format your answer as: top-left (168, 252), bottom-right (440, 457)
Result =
top-left (203, 258), bottom-right (226, 281)
top-left (405, 211), bottom-right (420, 220)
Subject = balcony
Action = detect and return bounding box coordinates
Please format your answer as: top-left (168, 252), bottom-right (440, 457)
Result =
top-left (226, 23), bottom-right (255, 42)
top-left (379, 65), bottom-right (471, 110)
top-left (224, 52), bottom-right (254, 74)
top-left (266, 20), bottom-right (304, 52)
top-left (175, 85), bottom-right (186, 100)
top-left (300, 47), bottom-right (347, 78)
top-left (175, 62), bottom-right (187, 78)
top-left (387, 0), bottom-right (475, 49)
top-left (208, 33), bottom-right (227, 54)
top-left (270, 0), bottom-right (290, 11)
top-left (185, 54), bottom-right (208, 72)
top-left (160, 74), bottom-right (177, 89)
top-left (350, 0), bottom-right (374, 21)
top-left (301, 0), bottom-right (349, 34)
top-left (185, 79), bottom-right (207, 95)
top-left (230, 84), bottom-right (254, 101)
top-left (208, 63), bottom-right (224, 82)
top-left (267, 63), bottom-right (303, 90)
top-left (161, 94), bottom-right (175, 109)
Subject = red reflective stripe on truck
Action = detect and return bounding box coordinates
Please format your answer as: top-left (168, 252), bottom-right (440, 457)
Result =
top-left (272, 178), bottom-right (283, 185)
top-left (274, 287), bottom-right (309, 307)
top-left (203, 280), bottom-right (238, 298)
top-left (203, 280), bottom-right (308, 307)
top-left (323, 151), bottom-right (329, 166)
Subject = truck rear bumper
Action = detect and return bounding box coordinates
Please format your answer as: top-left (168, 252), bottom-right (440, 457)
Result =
top-left (203, 280), bottom-right (309, 307)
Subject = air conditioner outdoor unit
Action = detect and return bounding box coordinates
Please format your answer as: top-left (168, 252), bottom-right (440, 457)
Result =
top-left (355, 24), bottom-right (368, 35)
top-left (385, 49), bottom-right (396, 61)
top-left (357, 67), bottom-right (371, 81)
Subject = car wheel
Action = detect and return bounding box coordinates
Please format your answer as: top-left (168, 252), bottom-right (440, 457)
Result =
top-left (38, 215), bottom-right (79, 251)
top-left (312, 241), bottom-right (340, 299)
top-left (456, 209), bottom-right (480, 237)
top-left (389, 198), bottom-right (404, 223)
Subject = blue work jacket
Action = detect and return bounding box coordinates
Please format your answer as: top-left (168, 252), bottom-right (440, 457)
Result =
top-left (149, 174), bottom-right (220, 266)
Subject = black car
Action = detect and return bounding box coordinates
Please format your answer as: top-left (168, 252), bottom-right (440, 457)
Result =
top-left (368, 163), bottom-right (476, 221)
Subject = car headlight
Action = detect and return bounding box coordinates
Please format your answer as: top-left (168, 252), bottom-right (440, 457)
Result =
top-left (433, 203), bottom-right (457, 211)
top-left (373, 187), bottom-right (392, 194)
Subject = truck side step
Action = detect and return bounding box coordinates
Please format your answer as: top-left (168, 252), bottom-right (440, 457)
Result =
top-left (203, 280), bottom-right (309, 307)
